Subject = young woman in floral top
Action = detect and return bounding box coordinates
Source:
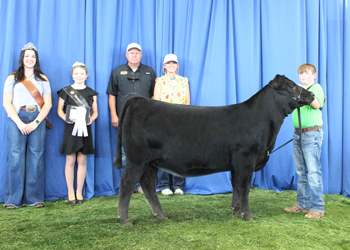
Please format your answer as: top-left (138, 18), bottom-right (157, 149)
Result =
top-left (153, 54), bottom-right (190, 195)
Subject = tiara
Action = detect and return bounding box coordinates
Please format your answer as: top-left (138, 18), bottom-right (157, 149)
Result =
top-left (22, 42), bottom-right (37, 51)
top-left (72, 62), bottom-right (86, 68)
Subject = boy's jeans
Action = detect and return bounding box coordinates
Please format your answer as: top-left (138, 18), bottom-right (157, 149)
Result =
top-left (293, 129), bottom-right (325, 213)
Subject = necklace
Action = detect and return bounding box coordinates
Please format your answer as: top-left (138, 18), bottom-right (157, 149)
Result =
top-left (25, 73), bottom-right (34, 81)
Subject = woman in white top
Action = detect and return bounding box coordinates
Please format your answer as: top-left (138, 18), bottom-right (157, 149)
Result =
top-left (3, 42), bottom-right (52, 209)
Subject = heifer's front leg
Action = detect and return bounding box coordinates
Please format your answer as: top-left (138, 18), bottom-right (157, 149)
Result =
top-left (239, 172), bottom-right (253, 221)
top-left (118, 164), bottom-right (145, 226)
top-left (140, 166), bottom-right (168, 221)
top-left (231, 170), bottom-right (243, 217)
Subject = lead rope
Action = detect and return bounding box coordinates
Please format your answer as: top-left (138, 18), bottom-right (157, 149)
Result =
top-left (297, 107), bottom-right (302, 144)
top-left (267, 107), bottom-right (302, 156)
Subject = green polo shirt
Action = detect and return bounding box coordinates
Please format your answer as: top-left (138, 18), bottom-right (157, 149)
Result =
top-left (292, 83), bottom-right (325, 128)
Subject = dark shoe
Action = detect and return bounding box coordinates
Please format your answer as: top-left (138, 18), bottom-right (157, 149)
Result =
top-left (34, 203), bottom-right (44, 208)
top-left (68, 199), bottom-right (76, 205)
top-left (75, 192), bottom-right (84, 204)
top-left (5, 205), bottom-right (17, 209)
top-left (68, 193), bottom-right (76, 204)
top-left (76, 199), bottom-right (84, 204)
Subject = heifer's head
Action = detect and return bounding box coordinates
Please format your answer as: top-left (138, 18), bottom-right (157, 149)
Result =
top-left (268, 74), bottom-right (314, 112)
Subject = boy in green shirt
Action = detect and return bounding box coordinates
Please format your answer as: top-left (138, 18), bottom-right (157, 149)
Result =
top-left (284, 63), bottom-right (325, 218)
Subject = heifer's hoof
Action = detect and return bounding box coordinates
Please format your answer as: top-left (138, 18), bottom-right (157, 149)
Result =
top-left (159, 216), bottom-right (169, 221)
top-left (232, 208), bottom-right (243, 218)
top-left (234, 212), bottom-right (243, 218)
top-left (120, 219), bottom-right (133, 226)
top-left (243, 214), bottom-right (253, 221)
top-left (154, 213), bottom-right (169, 220)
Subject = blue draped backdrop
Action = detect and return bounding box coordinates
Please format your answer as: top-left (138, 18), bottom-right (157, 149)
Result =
top-left (0, 0), bottom-right (349, 202)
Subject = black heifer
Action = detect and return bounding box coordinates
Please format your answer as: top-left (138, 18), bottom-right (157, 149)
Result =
top-left (114, 74), bottom-right (314, 226)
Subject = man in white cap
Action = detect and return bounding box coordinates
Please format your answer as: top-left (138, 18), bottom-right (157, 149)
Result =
top-left (107, 43), bottom-right (156, 194)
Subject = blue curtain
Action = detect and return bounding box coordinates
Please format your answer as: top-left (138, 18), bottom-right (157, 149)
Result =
top-left (0, 0), bottom-right (349, 202)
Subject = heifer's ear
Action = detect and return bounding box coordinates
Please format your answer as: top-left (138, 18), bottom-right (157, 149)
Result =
top-left (274, 74), bottom-right (283, 82)
top-left (271, 75), bottom-right (285, 89)
top-left (272, 75), bottom-right (278, 82)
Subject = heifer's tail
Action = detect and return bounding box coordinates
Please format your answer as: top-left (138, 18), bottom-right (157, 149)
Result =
top-left (113, 94), bottom-right (141, 169)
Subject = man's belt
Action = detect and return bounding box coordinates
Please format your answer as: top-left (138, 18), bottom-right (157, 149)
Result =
top-left (295, 126), bottom-right (322, 135)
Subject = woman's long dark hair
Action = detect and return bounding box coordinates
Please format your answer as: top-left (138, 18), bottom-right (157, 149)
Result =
top-left (13, 49), bottom-right (47, 84)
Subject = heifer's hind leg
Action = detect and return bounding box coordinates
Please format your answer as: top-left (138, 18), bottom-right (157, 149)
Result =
top-left (140, 166), bottom-right (168, 221)
top-left (231, 170), bottom-right (243, 217)
top-left (118, 164), bottom-right (145, 226)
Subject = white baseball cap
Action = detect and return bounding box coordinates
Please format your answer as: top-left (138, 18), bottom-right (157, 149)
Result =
top-left (163, 54), bottom-right (178, 64)
top-left (126, 43), bottom-right (142, 52)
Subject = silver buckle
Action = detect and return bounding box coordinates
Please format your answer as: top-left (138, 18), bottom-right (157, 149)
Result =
top-left (25, 105), bottom-right (37, 112)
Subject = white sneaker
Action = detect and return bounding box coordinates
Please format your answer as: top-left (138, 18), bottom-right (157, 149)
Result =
top-left (161, 188), bottom-right (173, 196)
top-left (174, 189), bottom-right (184, 195)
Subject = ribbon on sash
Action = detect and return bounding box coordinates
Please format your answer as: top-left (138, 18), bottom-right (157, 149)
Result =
top-left (63, 87), bottom-right (90, 137)
top-left (71, 106), bottom-right (88, 137)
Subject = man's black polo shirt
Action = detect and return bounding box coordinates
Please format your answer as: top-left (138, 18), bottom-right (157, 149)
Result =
top-left (107, 63), bottom-right (156, 116)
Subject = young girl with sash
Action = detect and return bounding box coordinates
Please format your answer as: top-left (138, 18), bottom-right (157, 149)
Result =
top-left (3, 42), bottom-right (52, 209)
top-left (57, 62), bottom-right (98, 204)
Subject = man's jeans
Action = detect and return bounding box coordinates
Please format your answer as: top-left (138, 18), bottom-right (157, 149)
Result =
top-left (4, 110), bottom-right (46, 207)
top-left (293, 129), bottom-right (325, 213)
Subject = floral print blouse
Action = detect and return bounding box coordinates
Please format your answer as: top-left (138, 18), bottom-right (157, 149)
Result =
top-left (156, 75), bottom-right (189, 104)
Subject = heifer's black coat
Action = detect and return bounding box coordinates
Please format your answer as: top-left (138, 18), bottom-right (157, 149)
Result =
top-left (115, 75), bottom-right (314, 225)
